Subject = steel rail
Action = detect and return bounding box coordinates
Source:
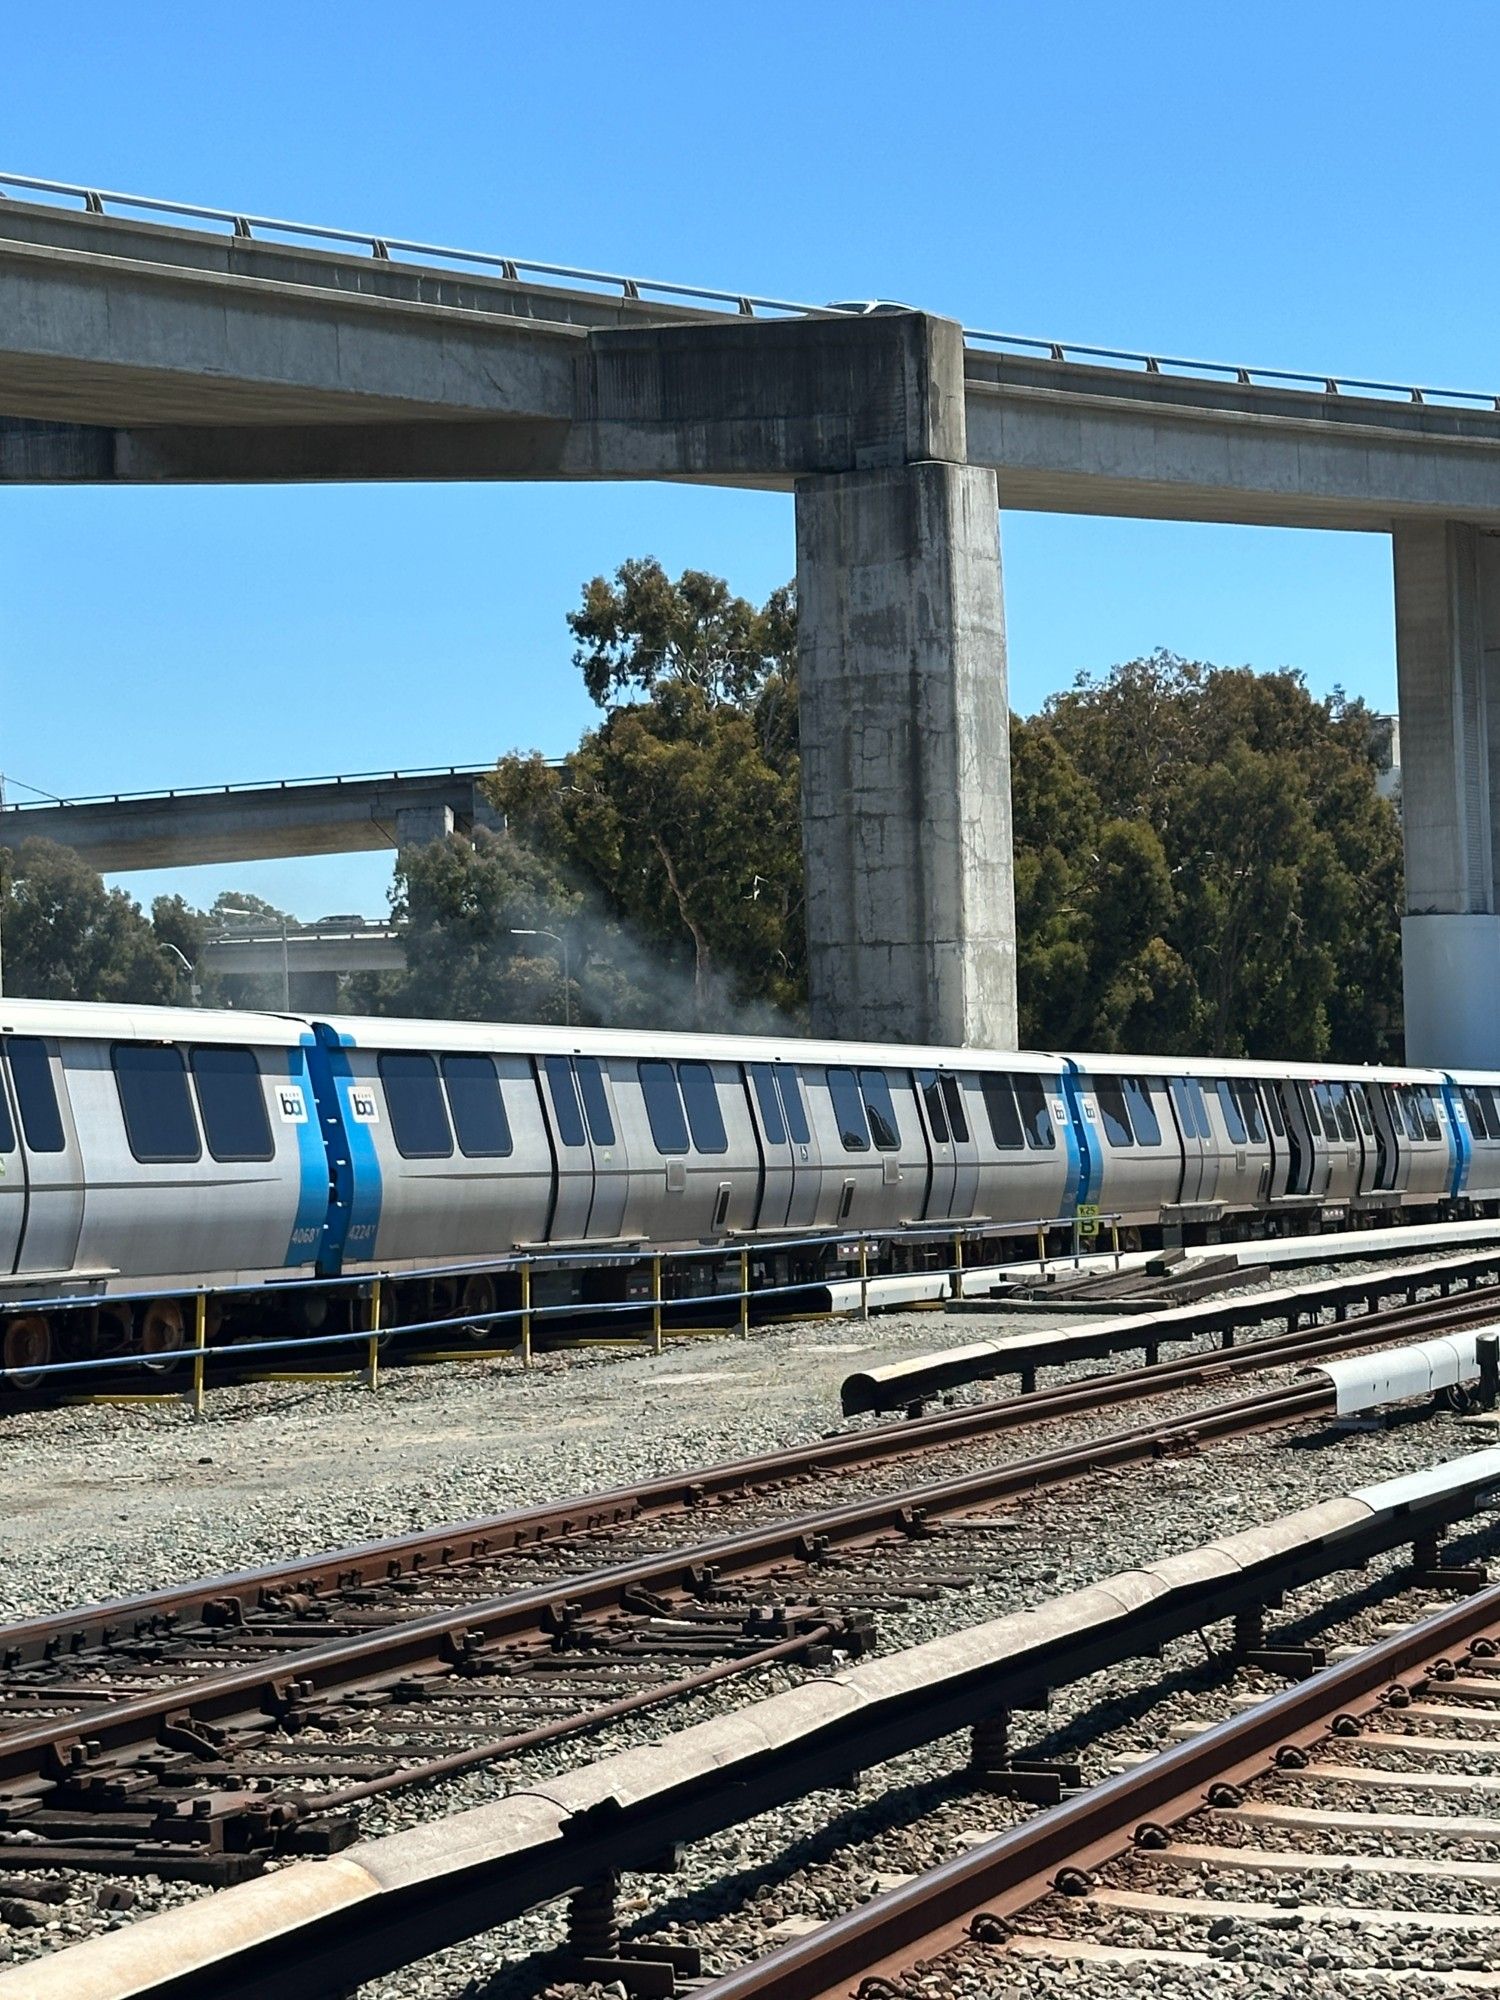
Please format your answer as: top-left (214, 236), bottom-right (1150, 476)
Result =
top-left (3, 1264), bottom-right (1492, 1676)
top-left (4, 1260), bottom-right (1488, 1674)
top-left (842, 1246), bottom-right (1500, 1413)
top-left (691, 1580), bottom-right (1500, 2000)
top-left (0, 1379), bottom-right (1329, 1861)
top-left (2, 170), bottom-right (1497, 410)
top-left (10, 1465), bottom-right (1498, 1998)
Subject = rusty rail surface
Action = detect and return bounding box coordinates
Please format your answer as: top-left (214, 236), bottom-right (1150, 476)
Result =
top-left (0, 1374), bottom-right (1331, 1880)
top-left (4, 1266), bottom-right (1499, 1880)
top-left (694, 1581), bottom-right (1500, 2000)
top-left (6, 1458), bottom-right (1499, 1999)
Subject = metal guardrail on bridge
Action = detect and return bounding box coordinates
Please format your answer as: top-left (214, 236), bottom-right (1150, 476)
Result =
top-left (5, 169), bottom-right (1499, 411)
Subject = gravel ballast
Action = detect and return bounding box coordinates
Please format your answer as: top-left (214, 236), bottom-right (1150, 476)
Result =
top-left (0, 1257), bottom-right (1495, 1995)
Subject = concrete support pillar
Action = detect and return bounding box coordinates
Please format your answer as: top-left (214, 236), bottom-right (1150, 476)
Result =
top-left (393, 803), bottom-right (454, 848)
top-left (795, 461), bottom-right (1016, 1049)
top-left (1393, 522), bottom-right (1500, 1065)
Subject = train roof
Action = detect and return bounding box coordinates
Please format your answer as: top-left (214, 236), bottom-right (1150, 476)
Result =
top-left (1054, 1049), bottom-right (1452, 1085)
top-left (314, 1013), bottom-right (1066, 1074)
top-left (0, 995), bottom-right (309, 1048)
top-left (0, 998), bottom-right (1485, 1091)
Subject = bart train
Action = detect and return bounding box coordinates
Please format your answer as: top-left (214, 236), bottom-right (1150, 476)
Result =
top-left (0, 995), bottom-right (1493, 1377)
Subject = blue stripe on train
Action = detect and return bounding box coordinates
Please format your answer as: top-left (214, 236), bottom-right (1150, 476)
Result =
top-left (281, 1045), bottom-right (332, 1270)
top-left (1058, 1063), bottom-right (1097, 1212)
top-left (306, 1024), bottom-right (383, 1275)
top-left (1440, 1076), bottom-right (1471, 1201)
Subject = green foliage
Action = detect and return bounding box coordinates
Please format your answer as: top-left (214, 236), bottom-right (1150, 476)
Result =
top-left (1014, 651), bottom-right (1404, 1060)
top-left (349, 828), bottom-right (666, 1027)
top-left (482, 560), bottom-right (805, 1028)
top-left (0, 840), bottom-right (187, 1004)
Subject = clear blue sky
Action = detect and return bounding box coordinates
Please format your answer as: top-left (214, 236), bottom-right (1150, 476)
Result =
top-left (3, 0), bottom-right (1491, 917)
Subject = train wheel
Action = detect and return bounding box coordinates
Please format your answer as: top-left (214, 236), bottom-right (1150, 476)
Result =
top-left (460, 1273), bottom-right (498, 1343)
top-left (2, 1316), bottom-right (52, 1391)
top-left (139, 1300), bottom-right (187, 1376)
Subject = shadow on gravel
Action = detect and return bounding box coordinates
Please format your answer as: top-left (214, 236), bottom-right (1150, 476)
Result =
top-left (434, 1521), bottom-right (1500, 2000)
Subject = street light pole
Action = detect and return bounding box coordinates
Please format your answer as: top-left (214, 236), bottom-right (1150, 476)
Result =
top-left (159, 942), bottom-right (200, 1006)
top-left (510, 927), bottom-right (572, 1027)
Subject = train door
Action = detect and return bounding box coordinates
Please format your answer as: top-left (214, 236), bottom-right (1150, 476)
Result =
top-left (4, 1037), bottom-right (84, 1275)
top-left (1361, 1083), bottom-right (1399, 1195)
top-left (914, 1070), bottom-right (954, 1218)
top-left (539, 1055), bottom-right (628, 1242)
top-left (1316, 1083), bottom-right (1360, 1202)
top-left (746, 1064), bottom-right (791, 1231)
top-left (771, 1066), bottom-right (820, 1230)
top-left (940, 1074), bottom-right (981, 1220)
top-left (1168, 1077), bottom-right (1207, 1203)
top-left (1251, 1081), bottom-right (1286, 1201)
top-left (746, 1062), bottom-right (820, 1231)
top-left (1273, 1082), bottom-right (1317, 1196)
top-left (0, 1059), bottom-right (23, 1274)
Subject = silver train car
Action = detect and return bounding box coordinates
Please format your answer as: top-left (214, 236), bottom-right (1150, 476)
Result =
top-left (0, 996), bottom-right (1493, 1376)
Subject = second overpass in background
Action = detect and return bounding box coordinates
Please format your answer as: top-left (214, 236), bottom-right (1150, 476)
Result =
top-left (0, 764), bottom-right (507, 872)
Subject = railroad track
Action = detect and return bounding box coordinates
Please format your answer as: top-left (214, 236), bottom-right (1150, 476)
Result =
top-left (0, 1275), bottom-right (1494, 1883)
top-left (9, 1455), bottom-right (1500, 2000)
top-left (700, 1581), bottom-right (1500, 2000)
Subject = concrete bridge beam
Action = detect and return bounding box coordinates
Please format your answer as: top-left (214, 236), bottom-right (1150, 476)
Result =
top-left (1394, 521), bottom-right (1500, 1066)
top-left (797, 459), bottom-right (1016, 1049)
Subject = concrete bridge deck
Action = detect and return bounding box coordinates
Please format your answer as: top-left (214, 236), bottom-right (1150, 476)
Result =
top-left (8, 175), bottom-right (1500, 1062)
top-left (5, 188), bottom-right (1500, 527)
top-left (0, 766), bottom-right (504, 870)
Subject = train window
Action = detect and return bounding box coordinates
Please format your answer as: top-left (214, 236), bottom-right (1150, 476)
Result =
top-left (575, 1059), bottom-right (616, 1147)
top-left (1301, 1085), bottom-right (1323, 1138)
top-left (1462, 1087), bottom-right (1491, 1140)
top-left (858, 1069), bottom-right (901, 1151)
top-left (191, 1047), bottom-right (273, 1162)
top-left (639, 1060), bottom-right (688, 1153)
top-left (1485, 1086), bottom-right (1500, 1134)
top-left (778, 1069), bottom-right (811, 1147)
top-left (5, 1038), bottom-right (64, 1153)
top-left (0, 1071), bottom-right (12, 1152)
top-left (680, 1062), bottom-right (727, 1154)
top-left (941, 1075), bottom-right (970, 1143)
top-left (1122, 1077), bottom-right (1161, 1146)
top-left (1359, 1082), bottom-right (1383, 1138)
top-left (442, 1054), bottom-right (513, 1158)
top-left (917, 1070), bottom-right (949, 1144)
top-left (113, 1044), bottom-right (201, 1164)
top-left (1416, 1088), bottom-right (1442, 1142)
top-left (544, 1057), bottom-right (586, 1147)
top-left (1350, 1087), bottom-right (1372, 1137)
top-left (380, 1053), bottom-right (454, 1159)
top-left (1232, 1082), bottom-right (1266, 1145)
top-left (1169, 1078), bottom-right (1196, 1139)
top-left (1014, 1075), bottom-right (1057, 1150)
top-left (1216, 1080), bottom-right (1247, 1146)
top-left (827, 1067), bottom-right (870, 1151)
top-left (1319, 1084), bottom-right (1347, 1143)
top-left (1272, 1080), bottom-right (1296, 1144)
top-left (1187, 1080), bottom-right (1211, 1138)
top-left (749, 1064), bottom-right (787, 1147)
top-left (981, 1075), bottom-right (1022, 1149)
top-left (1096, 1079), bottom-right (1134, 1147)
top-left (1332, 1085), bottom-right (1357, 1144)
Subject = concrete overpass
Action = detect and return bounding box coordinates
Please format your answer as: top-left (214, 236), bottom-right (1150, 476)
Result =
top-left (202, 921), bottom-right (404, 1011)
top-left (0, 765), bottom-right (504, 871)
top-left (5, 177), bottom-right (1500, 1059)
